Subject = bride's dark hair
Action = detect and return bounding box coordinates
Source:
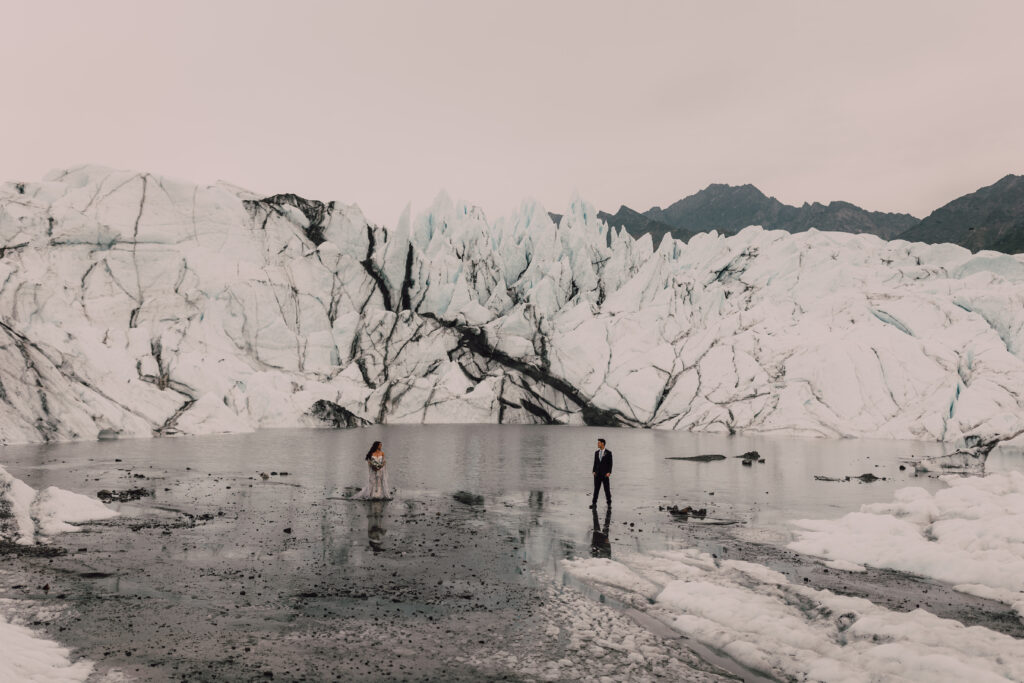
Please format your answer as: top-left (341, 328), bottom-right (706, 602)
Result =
top-left (365, 441), bottom-right (382, 461)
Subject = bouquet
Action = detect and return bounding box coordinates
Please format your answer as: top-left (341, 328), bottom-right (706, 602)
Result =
top-left (369, 454), bottom-right (384, 471)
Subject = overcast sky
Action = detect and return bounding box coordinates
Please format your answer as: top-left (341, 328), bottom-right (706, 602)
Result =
top-left (4, 1), bottom-right (1023, 225)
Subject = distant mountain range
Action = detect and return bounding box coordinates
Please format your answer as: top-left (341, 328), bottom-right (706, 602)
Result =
top-left (572, 175), bottom-right (1024, 254)
top-left (646, 184), bottom-right (919, 241)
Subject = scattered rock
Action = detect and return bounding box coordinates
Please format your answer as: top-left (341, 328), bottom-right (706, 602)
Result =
top-left (666, 454), bottom-right (725, 462)
top-left (741, 459), bottom-right (753, 466)
top-left (814, 473), bottom-right (887, 483)
top-left (97, 487), bottom-right (152, 503)
top-left (737, 451), bottom-right (761, 461)
top-left (666, 505), bottom-right (707, 518)
top-left (306, 399), bottom-right (371, 429)
top-left (0, 541), bottom-right (67, 557)
top-left (453, 491), bottom-right (485, 506)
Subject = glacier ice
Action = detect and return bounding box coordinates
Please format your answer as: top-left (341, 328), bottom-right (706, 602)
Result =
top-left (1, 165), bottom-right (1023, 448)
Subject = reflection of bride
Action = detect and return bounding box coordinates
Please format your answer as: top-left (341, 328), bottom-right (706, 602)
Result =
top-left (367, 500), bottom-right (387, 551)
top-left (355, 440), bottom-right (393, 500)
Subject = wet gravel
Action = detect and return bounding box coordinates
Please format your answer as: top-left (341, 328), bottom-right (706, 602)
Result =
top-left (0, 471), bottom-right (734, 681)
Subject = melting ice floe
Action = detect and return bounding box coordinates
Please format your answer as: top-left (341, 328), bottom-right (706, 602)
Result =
top-left (0, 465), bottom-right (117, 545)
top-left (1, 165), bottom-right (1024, 448)
top-left (789, 471), bottom-right (1024, 617)
top-left (563, 549), bottom-right (1024, 682)
top-left (565, 473), bottom-right (1024, 681)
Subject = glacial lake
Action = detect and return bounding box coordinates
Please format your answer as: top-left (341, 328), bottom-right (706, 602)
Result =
top-left (3, 426), bottom-right (1024, 681)
top-left (3, 424), bottom-right (1020, 531)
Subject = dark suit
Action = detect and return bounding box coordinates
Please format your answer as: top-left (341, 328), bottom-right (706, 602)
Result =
top-left (592, 448), bottom-right (612, 505)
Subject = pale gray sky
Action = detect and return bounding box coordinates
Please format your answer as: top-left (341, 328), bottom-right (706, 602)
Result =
top-left (4, 1), bottom-right (1023, 225)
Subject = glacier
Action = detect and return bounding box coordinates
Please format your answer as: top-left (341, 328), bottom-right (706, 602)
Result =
top-left (1, 165), bottom-right (1023, 449)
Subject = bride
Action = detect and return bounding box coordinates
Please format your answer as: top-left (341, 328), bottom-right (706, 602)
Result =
top-left (355, 440), bottom-right (392, 500)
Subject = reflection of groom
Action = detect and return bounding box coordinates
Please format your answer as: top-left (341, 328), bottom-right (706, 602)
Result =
top-left (589, 438), bottom-right (612, 509)
top-left (590, 507), bottom-right (611, 558)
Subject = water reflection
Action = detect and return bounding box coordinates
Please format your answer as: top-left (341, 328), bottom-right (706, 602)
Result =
top-left (590, 507), bottom-right (612, 559)
top-left (0, 424), bottom-right (975, 541)
top-left (367, 500), bottom-right (388, 552)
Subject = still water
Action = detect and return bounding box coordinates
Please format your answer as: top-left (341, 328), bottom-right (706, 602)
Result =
top-left (3, 424), bottom-right (1008, 531)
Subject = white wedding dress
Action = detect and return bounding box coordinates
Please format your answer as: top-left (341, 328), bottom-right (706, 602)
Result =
top-left (355, 453), bottom-right (392, 500)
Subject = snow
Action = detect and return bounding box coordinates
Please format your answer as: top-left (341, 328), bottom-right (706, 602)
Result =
top-left (31, 485), bottom-right (120, 537)
top-left (1, 165), bottom-right (1024, 448)
top-left (0, 465), bottom-right (117, 544)
top-left (824, 559), bottom-right (867, 572)
top-left (789, 472), bottom-right (1024, 617)
top-left (0, 465), bottom-right (37, 545)
top-left (563, 548), bottom-right (1024, 682)
top-left (0, 614), bottom-right (93, 682)
top-left (0, 466), bottom-right (111, 681)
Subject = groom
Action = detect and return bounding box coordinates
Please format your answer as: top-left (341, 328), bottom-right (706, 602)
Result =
top-left (589, 438), bottom-right (612, 509)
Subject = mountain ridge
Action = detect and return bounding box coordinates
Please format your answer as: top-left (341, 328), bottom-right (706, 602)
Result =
top-left (596, 175), bottom-right (1024, 254)
top-left (898, 174), bottom-right (1024, 254)
top-left (643, 183), bottom-right (919, 241)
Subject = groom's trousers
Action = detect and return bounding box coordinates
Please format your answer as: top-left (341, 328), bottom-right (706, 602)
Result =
top-left (592, 475), bottom-right (611, 505)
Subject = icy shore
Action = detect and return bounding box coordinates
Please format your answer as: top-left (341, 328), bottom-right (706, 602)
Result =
top-left (0, 465), bottom-right (115, 681)
top-left (1, 165), bottom-right (1023, 447)
top-left (564, 473), bottom-right (1024, 682)
top-left (789, 471), bottom-right (1024, 617)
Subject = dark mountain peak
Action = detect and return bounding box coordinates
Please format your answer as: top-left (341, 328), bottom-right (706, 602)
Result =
top-left (643, 183), bottom-right (917, 239)
top-left (697, 183), bottom-right (770, 201)
top-left (609, 204), bottom-right (646, 218)
top-left (900, 175), bottom-right (1024, 254)
top-left (993, 173), bottom-right (1024, 187)
top-left (703, 182), bottom-right (759, 191)
top-left (598, 205), bottom-right (688, 247)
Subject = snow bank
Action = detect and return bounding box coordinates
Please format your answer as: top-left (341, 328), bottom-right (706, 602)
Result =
top-left (563, 549), bottom-right (1024, 682)
top-left (0, 465), bottom-right (109, 680)
top-left (2, 166), bottom-right (1024, 446)
top-left (0, 465), bottom-right (117, 544)
top-left (0, 614), bottom-right (93, 682)
top-left (789, 471), bottom-right (1024, 616)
